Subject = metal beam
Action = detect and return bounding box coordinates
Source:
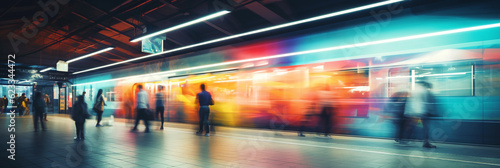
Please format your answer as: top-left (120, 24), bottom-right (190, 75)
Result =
top-left (71, 12), bottom-right (132, 38)
top-left (203, 20), bottom-right (233, 35)
top-left (245, 1), bottom-right (287, 24)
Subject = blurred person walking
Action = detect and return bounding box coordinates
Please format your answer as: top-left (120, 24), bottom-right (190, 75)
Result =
top-left (1, 95), bottom-right (7, 115)
top-left (72, 95), bottom-right (89, 140)
top-left (298, 101), bottom-right (316, 137)
top-left (156, 86), bottom-right (165, 130)
top-left (32, 92), bottom-right (46, 131)
top-left (316, 88), bottom-right (334, 138)
top-left (195, 84), bottom-right (214, 137)
top-left (18, 93), bottom-right (26, 116)
top-left (93, 89), bottom-right (106, 127)
top-left (386, 92), bottom-right (409, 143)
top-left (25, 98), bottom-right (31, 115)
top-left (43, 93), bottom-right (50, 121)
top-left (405, 81), bottom-right (437, 148)
top-left (132, 85), bottom-right (150, 133)
top-left (12, 94), bottom-right (18, 115)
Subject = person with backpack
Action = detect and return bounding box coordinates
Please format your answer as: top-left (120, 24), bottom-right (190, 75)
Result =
top-left (93, 89), bottom-right (106, 127)
top-left (72, 95), bottom-right (89, 140)
top-left (195, 83), bottom-right (214, 137)
top-left (32, 92), bottom-right (46, 131)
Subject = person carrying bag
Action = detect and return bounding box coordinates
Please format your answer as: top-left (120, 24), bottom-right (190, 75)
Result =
top-left (93, 89), bottom-right (106, 127)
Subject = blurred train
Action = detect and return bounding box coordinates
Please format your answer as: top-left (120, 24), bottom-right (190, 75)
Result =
top-left (72, 2), bottom-right (500, 145)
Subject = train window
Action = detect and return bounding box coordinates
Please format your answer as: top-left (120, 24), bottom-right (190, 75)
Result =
top-left (413, 65), bottom-right (473, 97)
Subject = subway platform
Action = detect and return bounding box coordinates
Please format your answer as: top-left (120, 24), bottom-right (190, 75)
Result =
top-left (1, 115), bottom-right (500, 168)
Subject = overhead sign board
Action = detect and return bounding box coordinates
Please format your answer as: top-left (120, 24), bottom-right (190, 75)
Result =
top-left (57, 60), bottom-right (68, 72)
top-left (142, 35), bottom-right (165, 54)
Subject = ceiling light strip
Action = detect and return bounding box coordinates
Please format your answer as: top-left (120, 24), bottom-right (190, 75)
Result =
top-left (73, 22), bottom-right (500, 86)
top-left (130, 10), bottom-right (231, 42)
top-left (40, 67), bottom-right (53, 72)
top-left (73, 0), bottom-right (403, 74)
top-left (66, 47), bottom-right (115, 63)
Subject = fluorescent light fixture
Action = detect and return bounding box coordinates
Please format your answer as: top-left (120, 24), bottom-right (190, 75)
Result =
top-left (66, 47), bottom-right (114, 63)
top-left (40, 67), bottom-right (53, 72)
top-left (74, 0), bottom-right (403, 74)
top-left (72, 72), bottom-right (176, 86)
top-left (73, 22), bottom-right (500, 86)
top-left (130, 10), bottom-right (231, 42)
top-left (19, 80), bottom-right (31, 84)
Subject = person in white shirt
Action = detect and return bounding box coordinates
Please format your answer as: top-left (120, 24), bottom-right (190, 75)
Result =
top-left (132, 84), bottom-right (150, 132)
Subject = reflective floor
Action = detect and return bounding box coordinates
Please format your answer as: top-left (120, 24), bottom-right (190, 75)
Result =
top-left (1, 115), bottom-right (500, 168)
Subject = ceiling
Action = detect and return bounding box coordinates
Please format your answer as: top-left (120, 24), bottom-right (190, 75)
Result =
top-left (0, 0), bottom-right (497, 75)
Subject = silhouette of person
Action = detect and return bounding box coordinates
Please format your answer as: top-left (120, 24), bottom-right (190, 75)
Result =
top-left (32, 92), bottom-right (46, 131)
top-left (43, 93), bottom-right (50, 121)
top-left (386, 92), bottom-right (409, 143)
top-left (156, 86), bottom-right (165, 130)
top-left (72, 95), bottom-right (89, 140)
top-left (93, 89), bottom-right (106, 127)
top-left (405, 81), bottom-right (437, 148)
top-left (132, 84), bottom-right (150, 132)
top-left (195, 84), bottom-right (214, 137)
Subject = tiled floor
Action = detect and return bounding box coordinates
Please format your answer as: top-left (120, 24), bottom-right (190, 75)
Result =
top-left (1, 114), bottom-right (500, 168)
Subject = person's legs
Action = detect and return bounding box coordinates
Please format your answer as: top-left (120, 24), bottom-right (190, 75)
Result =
top-left (44, 106), bottom-right (48, 121)
top-left (81, 120), bottom-right (85, 139)
top-left (142, 109), bottom-right (150, 132)
top-left (96, 111), bottom-right (103, 126)
top-left (159, 106), bottom-right (164, 129)
top-left (39, 112), bottom-right (46, 130)
top-left (132, 109), bottom-right (140, 130)
top-left (156, 106), bottom-right (164, 129)
top-left (203, 111), bottom-right (210, 134)
top-left (75, 121), bottom-right (81, 139)
top-left (197, 109), bottom-right (204, 134)
top-left (422, 117), bottom-right (435, 148)
top-left (34, 112), bottom-right (39, 131)
top-left (324, 107), bottom-right (332, 136)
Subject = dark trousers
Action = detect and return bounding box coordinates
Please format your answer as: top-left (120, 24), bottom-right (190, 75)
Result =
top-left (33, 112), bottom-right (45, 131)
top-left (156, 106), bottom-right (164, 127)
top-left (133, 108), bottom-right (149, 131)
top-left (96, 110), bottom-right (103, 125)
top-left (422, 117), bottom-right (431, 143)
top-left (19, 107), bottom-right (24, 116)
top-left (395, 114), bottom-right (407, 140)
top-left (75, 120), bottom-right (85, 139)
top-left (318, 106), bottom-right (332, 136)
top-left (198, 107), bottom-right (210, 134)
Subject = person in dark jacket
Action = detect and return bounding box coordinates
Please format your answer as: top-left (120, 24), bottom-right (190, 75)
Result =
top-left (32, 92), bottom-right (46, 131)
top-left (386, 92), bottom-right (409, 143)
top-left (195, 84), bottom-right (214, 137)
top-left (1, 95), bottom-right (7, 115)
top-left (72, 95), bottom-right (89, 140)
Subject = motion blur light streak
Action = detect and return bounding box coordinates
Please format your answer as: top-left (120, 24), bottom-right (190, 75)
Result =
top-left (72, 72), bottom-right (176, 86)
top-left (387, 72), bottom-right (467, 78)
top-left (66, 47), bottom-right (114, 63)
top-left (74, 22), bottom-right (500, 87)
top-left (40, 67), bottom-right (53, 72)
top-left (130, 11), bottom-right (230, 42)
top-left (73, 0), bottom-right (404, 74)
